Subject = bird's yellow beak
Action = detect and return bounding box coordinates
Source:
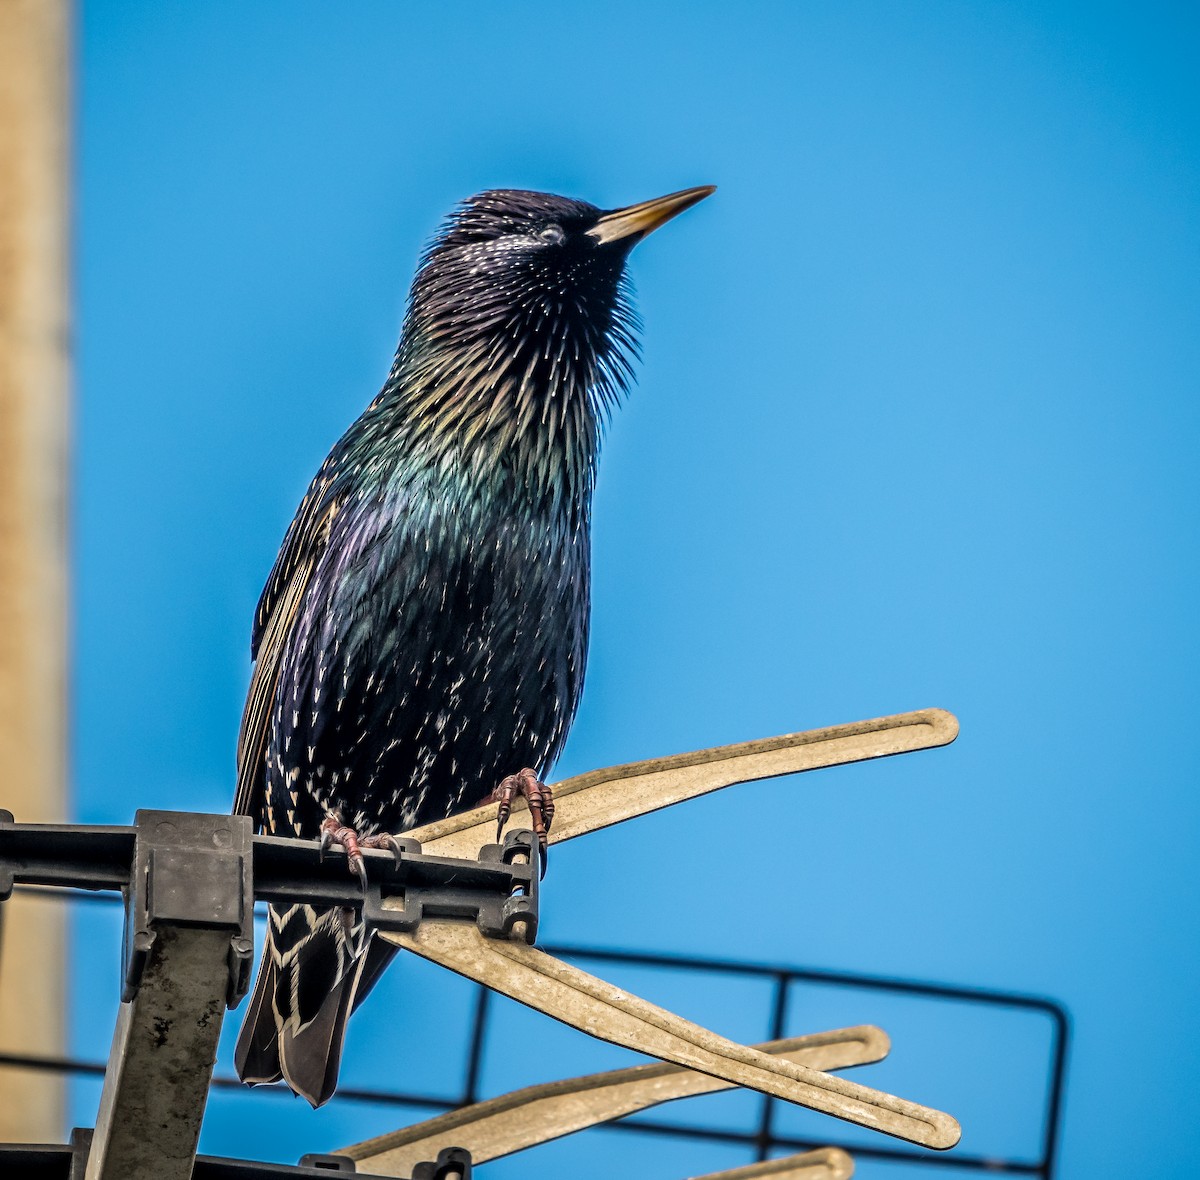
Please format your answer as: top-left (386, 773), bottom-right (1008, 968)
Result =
top-left (587, 185), bottom-right (716, 246)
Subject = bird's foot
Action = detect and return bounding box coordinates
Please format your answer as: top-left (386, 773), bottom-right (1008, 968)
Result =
top-left (490, 768), bottom-right (554, 858)
top-left (318, 812), bottom-right (403, 888)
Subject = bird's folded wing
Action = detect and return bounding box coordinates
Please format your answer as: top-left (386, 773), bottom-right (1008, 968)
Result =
top-left (233, 492), bottom-right (339, 822)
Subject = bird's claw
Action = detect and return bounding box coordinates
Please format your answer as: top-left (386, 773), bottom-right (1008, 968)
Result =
top-left (319, 815), bottom-right (403, 886)
top-left (361, 832), bottom-right (405, 868)
top-left (491, 768), bottom-right (553, 872)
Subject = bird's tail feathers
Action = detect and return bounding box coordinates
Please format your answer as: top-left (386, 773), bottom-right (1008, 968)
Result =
top-left (234, 903), bottom-right (370, 1107)
top-left (234, 950), bottom-right (283, 1086)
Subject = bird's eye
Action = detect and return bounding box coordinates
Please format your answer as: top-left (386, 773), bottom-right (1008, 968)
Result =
top-left (538, 224), bottom-right (565, 245)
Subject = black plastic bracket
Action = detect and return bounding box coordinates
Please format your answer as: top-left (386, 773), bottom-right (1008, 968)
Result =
top-left (411, 1147), bottom-right (473, 1179)
top-left (121, 809), bottom-right (255, 1006)
top-left (3, 1131), bottom-right (472, 1179)
top-left (0, 808), bottom-right (540, 1008)
top-left (296, 1154), bottom-right (358, 1172)
top-left (360, 830), bottom-right (539, 942)
top-left (249, 826), bottom-right (539, 944)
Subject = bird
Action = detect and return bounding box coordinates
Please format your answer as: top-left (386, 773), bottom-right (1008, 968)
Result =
top-left (232, 183), bottom-right (715, 1106)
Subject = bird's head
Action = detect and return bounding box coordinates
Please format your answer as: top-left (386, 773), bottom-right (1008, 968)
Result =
top-left (392, 185), bottom-right (713, 497)
top-left (404, 186), bottom-right (713, 408)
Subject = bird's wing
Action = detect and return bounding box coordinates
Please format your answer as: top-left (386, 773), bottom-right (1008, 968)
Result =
top-left (234, 467), bottom-right (341, 823)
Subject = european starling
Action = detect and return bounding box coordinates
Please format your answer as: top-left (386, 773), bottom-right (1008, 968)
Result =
top-left (233, 184), bottom-right (714, 1106)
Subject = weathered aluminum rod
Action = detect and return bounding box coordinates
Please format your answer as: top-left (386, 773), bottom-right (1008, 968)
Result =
top-left (691, 1148), bottom-right (854, 1180)
top-left (406, 709), bottom-right (957, 858)
top-left (343, 1026), bottom-right (887, 1174)
top-left (379, 922), bottom-right (961, 1150)
top-left (379, 709), bottom-right (962, 1151)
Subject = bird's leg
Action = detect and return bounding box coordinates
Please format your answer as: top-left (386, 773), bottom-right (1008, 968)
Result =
top-left (490, 767), bottom-right (554, 854)
top-left (319, 811), bottom-right (403, 888)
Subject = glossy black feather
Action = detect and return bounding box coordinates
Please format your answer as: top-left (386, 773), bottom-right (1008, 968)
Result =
top-left (234, 190), bottom-right (643, 1105)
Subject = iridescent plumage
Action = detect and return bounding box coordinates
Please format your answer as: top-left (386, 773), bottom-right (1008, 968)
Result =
top-left (233, 185), bottom-right (712, 1106)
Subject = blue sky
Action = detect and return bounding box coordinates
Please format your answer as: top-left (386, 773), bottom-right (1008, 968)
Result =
top-left (73, 2), bottom-right (1199, 1176)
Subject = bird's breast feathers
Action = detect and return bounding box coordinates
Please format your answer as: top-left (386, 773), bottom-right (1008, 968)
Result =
top-left (259, 471), bottom-right (589, 836)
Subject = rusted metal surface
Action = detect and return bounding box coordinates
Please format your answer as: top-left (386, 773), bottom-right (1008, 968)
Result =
top-left (406, 709), bottom-right (958, 858)
top-left (343, 1026), bottom-right (888, 1173)
top-left (0, 0), bottom-right (70, 1145)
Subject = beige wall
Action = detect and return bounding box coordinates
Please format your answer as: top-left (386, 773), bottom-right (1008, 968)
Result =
top-left (0, 0), bottom-right (71, 1144)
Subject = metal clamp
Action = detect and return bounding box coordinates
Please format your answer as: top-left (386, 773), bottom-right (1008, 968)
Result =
top-left (121, 810), bottom-right (255, 1006)
top-left (363, 830), bottom-right (538, 943)
top-left (0, 809), bottom-right (532, 1180)
top-left (249, 825), bottom-right (540, 944)
top-left (0, 811), bottom-right (543, 1005)
top-left (410, 1148), bottom-right (472, 1180)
